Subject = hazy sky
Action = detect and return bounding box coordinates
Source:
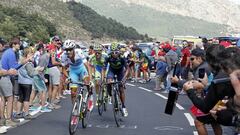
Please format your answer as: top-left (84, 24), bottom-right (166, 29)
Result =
top-left (229, 0), bottom-right (240, 4)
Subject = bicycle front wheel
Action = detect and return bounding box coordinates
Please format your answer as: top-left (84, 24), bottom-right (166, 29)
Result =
top-left (98, 85), bottom-right (104, 116)
top-left (112, 89), bottom-right (122, 127)
top-left (69, 96), bottom-right (81, 135)
top-left (82, 98), bottom-right (91, 128)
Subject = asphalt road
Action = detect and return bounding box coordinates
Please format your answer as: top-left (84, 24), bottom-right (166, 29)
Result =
top-left (5, 80), bottom-right (234, 135)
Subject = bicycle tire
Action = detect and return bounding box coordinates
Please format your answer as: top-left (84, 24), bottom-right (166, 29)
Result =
top-left (112, 85), bottom-right (122, 127)
top-left (98, 85), bottom-right (104, 116)
top-left (103, 85), bottom-right (107, 111)
top-left (82, 96), bottom-right (90, 128)
top-left (69, 96), bottom-right (81, 135)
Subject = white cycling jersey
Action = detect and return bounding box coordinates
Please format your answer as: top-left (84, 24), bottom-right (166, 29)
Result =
top-left (61, 49), bottom-right (87, 67)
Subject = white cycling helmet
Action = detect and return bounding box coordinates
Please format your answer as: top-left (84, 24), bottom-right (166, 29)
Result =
top-left (63, 40), bottom-right (75, 49)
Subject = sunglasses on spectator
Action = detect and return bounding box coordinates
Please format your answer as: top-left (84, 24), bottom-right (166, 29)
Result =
top-left (190, 57), bottom-right (195, 61)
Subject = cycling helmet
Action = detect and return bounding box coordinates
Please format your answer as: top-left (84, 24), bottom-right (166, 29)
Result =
top-left (93, 43), bottom-right (102, 51)
top-left (110, 42), bottom-right (119, 51)
top-left (63, 40), bottom-right (75, 49)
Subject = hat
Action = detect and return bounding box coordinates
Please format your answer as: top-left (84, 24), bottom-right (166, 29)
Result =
top-left (0, 37), bottom-right (6, 45)
top-left (191, 48), bottom-right (205, 57)
top-left (52, 35), bottom-right (60, 41)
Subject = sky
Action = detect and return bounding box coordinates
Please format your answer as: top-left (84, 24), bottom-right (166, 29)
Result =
top-left (229, 0), bottom-right (240, 4)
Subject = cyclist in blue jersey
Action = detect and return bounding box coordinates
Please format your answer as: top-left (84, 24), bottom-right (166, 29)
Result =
top-left (61, 40), bottom-right (92, 105)
top-left (104, 42), bottom-right (129, 117)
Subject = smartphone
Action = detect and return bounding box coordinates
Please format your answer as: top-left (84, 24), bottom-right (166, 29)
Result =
top-left (198, 68), bottom-right (205, 79)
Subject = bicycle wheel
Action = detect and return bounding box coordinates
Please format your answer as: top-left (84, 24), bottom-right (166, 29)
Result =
top-left (82, 96), bottom-right (91, 128)
top-left (103, 85), bottom-right (107, 111)
top-left (69, 96), bottom-right (81, 135)
top-left (112, 86), bottom-right (122, 127)
top-left (98, 85), bottom-right (104, 116)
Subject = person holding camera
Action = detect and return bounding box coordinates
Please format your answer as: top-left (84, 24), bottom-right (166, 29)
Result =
top-left (172, 48), bottom-right (222, 135)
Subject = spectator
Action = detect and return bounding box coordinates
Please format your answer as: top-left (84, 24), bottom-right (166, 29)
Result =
top-left (0, 37), bottom-right (30, 126)
top-left (15, 47), bottom-right (34, 119)
top-left (162, 44), bottom-right (178, 93)
top-left (154, 56), bottom-right (167, 91)
top-left (47, 36), bottom-right (62, 109)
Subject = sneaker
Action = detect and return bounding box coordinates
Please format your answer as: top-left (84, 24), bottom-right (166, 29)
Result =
top-left (108, 97), bottom-right (112, 104)
top-left (5, 119), bottom-right (17, 126)
top-left (40, 106), bottom-right (52, 113)
top-left (161, 90), bottom-right (169, 94)
top-left (24, 114), bottom-right (33, 120)
top-left (60, 95), bottom-right (67, 99)
top-left (11, 118), bottom-right (20, 123)
top-left (0, 126), bottom-right (7, 134)
top-left (154, 88), bottom-right (161, 91)
top-left (29, 106), bottom-right (41, 111)
top-left (53, 99), bottom-right (60, 104)
top-left (48, 103), bottom-right (61, 110)
top-left (122, 108), bottom-right (128, 117)
top-left (14, 113), bottom-right (23, 119)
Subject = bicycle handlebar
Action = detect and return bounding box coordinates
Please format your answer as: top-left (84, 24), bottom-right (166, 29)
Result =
top-left (70, 81), bottom-right (91, 87)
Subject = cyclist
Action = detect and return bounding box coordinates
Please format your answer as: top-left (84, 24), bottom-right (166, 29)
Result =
top-left (88, 43), bottom-right (108, 106)
top-left (61, 40), bottom-right (93, 109)
top-left (104, 42), bottom-right (129, 117)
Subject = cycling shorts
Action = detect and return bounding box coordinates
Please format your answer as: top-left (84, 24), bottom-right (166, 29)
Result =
top-left (69, 64), bottom-right (88, 87)
top-left (107, 68), bottom-right (124, 81)
top-left (94, 65), bottom-right (103, 81)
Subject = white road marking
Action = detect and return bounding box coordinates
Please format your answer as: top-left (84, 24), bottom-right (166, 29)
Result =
top-left (126, 83), bottom-right (135, 86)
top-left (154, 126), bottom-right (183, 131)
top-left (176, 103), bottom-right (185, 110)
top-left (138, 87), bottom-right (152, 92)
top-left (184, 113), bottom-right (195, 126)
top-left (96, 124), bottom-right (109, 128)
top-left (154, 93), bottom-right (168, 99)
top-left (193, 131), bottom-right (199, 135)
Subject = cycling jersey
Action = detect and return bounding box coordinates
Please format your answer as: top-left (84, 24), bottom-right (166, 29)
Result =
top-left (61, 49), bottom-right (88, 83)
top-left (105, 55), bottom-right (127, 81)
top-left (104, 55), bottom-right (127, 71)
top-left (89, 53), bottom-right (108, 80)
top-left (61, 49), bottom-right (87, 67)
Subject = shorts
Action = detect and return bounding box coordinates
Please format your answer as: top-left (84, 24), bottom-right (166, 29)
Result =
top-left (44, 74), bottom-right (50, 86)
top-left (94, 65), bottom-right (103, 81)
top-left (134, 64), bottom-right (140, 72)
top-left (0, 77), bottom-right (13, 97)
top-left (10, 77), bottom-right (19, 96)
top-left (196, 114), bottom-right (217, 124)
top-left (18, 84), bottom-right (32, 103)
top-left (69, 65), bottom-right (88, 86)
top-left (141, 63), bottom-right (148, 71)
top-left (48, 66), bottom-right (61, 85)
top-left (33, 75), bottom-right (47, 92)
top-left (107, 69), bottom-right (124, 81)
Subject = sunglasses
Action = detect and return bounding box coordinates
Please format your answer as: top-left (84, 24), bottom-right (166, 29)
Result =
top-left (112, 51), bottom-right (119, 55)
top-left (65, 49), bottom-right (73, 53)
top-left (54, 40), bottom-right (60, 42)
top-left (95, 51), bottom-right (102, 55)
top-left (190, 57), bottom-right (195, 61)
